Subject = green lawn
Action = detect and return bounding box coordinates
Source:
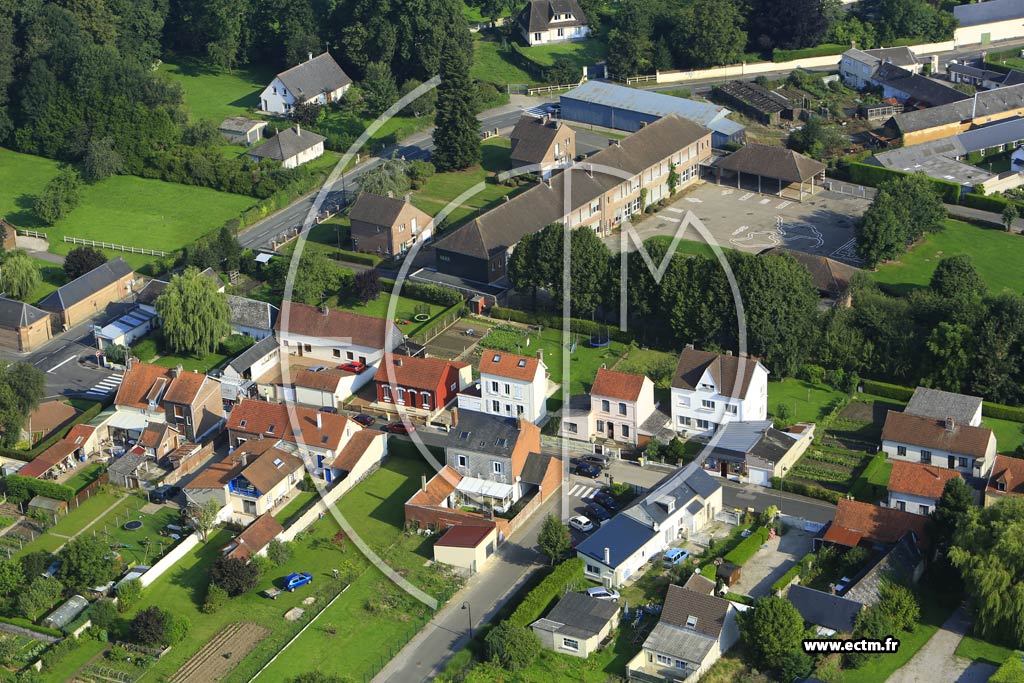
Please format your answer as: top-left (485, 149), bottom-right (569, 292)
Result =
top-left (42, 637), bottom-right (107, 683)
top-left (158, 59), bottom-right (277, 122)
top-left (472, 36), bottom-right (537, 86)
top-left (49, 492), bottom-right (126, 537)
top-left (646, 234), bottom-right (737, 260)
top-left (767, 378), bottom-right (848, 424)
top-left (848, 453), bottom-right (894, 503)
top-left (840, 588), bottom-right (955, 683)
top-left (273, 489), bottom-right (317, 526)
top-left (517, 39), bottom-right (607, 69)
top-left (312, 108), bottom-right (432, 155)
top-left (333, 291), bottom-right (459, 338)
top-left (956, 634), bottom-right (1014, 666)
top-left (984, 415), bottom-right (1024, 454)
top-left (151, 348), bottom-right (231, 374)
top-left (873, 219), bottom-right (1024, 295)
top-left (0, 147), bottom-right (256, 269)
top-left (63, 462), bottom-right (107, 493)
top-left (26, 258), bottom-right (67, 306)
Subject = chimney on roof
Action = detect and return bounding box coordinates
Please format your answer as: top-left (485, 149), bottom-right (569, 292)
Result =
top-left (295, 124), bottom-right (301, 136)
top-left (685, 343), bottom-right (694, 350)
top-left (394, 357), bottom-right (403, 367)
top-left (421, 474), bottom-right (427, 492)
top-left (239, 451), bottom-right (248, 466)
top-left (537, 348), bottom-right (543, 363)
top-left (946, 416), bottom-right (955, 432)
top-left (603, 547), bottom-right (610, 564)
top-left (320, 305), bottom-right (329, 316)
top-left (586, 164), bottom-right (593, 178)
top-left (451, 407), bottom-right (459, 427)
top-left (316, 411), bottom-right (322, 429)
top-left (172, 364), bottom-right (183, 378)
top-left (725, 350), bottom-right (732, 356)
top-left (608, 139), bottom-right (617, 147)
top-left (851, 40), bottom-right (856, 49)
top-left (308, 52), bottom-right (313, 62)
top-left (404, 192), bottom-right (411, 202)
top-left (126, 356), bottom-right (134, 371)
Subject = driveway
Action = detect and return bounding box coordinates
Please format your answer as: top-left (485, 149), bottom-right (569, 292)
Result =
top-left (730, 529), bottom-right (813, 598)
top-left (886, 608), bottom-right (998, 683)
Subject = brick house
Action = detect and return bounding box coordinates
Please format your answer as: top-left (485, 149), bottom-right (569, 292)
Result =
top-left (349, 193), bottom-right (434, 258)
top-left (0, 296), bottom-right (51, 351)
top-left (985, 454), bottom-right (1024, 506)
top-left (112, 361), bottom-right (225, 444)
top-left (881, 410), bottom-right (996, 478)
top-left (821, 499), bottom-right (930, 551)
top-left (38, 257), bottom-right (134, 329)
top-left (509, 115), bottom-right (576, 178)
top-left (887, 460), bottom-right (964, 516)
top-left (374, 355), bottom-right (472, 417)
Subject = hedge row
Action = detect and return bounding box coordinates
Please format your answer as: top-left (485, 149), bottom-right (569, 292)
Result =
top-left (400, 282), bottom-right (465, 307)
top-left (0, 616), bottom-right (63, 638)
top-left (861, 379), bottom-right (914, 402)
top-left (724, 527), bottom-right (771, 566)
top-left (508, 558), bottom-right (584, 628)
top-left (770, 477), bottom-right (843, 504)
top-left (4, 475), bottom-right (76, 503)
top-left (489, 307), bottom-right (633, 344)
top-left (770, 552), bottom-right (815, 593)
top-left (0, 400), bottom-right (109, 463)
top-left (847, 162), bottom-right (961, 204)
top-left (962, 192), bottom-right (1023, 215)
top-left (983, 401), bottom-right (1024, 422)
top-left (772, 43), bottom-right (847, 62)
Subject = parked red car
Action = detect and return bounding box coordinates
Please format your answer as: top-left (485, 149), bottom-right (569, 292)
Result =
top-left (384, 422), bottom-right (416, 435)
top-left (338, 361), bottom-right (367, 373)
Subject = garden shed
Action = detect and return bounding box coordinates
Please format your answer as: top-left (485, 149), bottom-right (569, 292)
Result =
top-left (27, 495), bottom-right (67, 525)
top-left (42, 594), bottom-right (88, 630)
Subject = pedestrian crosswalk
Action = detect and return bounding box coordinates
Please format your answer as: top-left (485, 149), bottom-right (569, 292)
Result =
top-left (83, 372), bottom-right (123, 400)
top-left (523, 104), bottom-right (556, 118)
top-left (568, 483), bottom-right (598, 500)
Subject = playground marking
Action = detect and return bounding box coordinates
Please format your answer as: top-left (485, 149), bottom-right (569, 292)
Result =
top-left (738, 193), bottom-right (753, 201)
top-left (759, 198), bottom-right (771, 204)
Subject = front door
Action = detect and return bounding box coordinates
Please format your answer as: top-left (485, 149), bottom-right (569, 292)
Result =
top-left (948, 455), bottom-right (956, 469)
top-left (720, 461), bottom-right (728, 476)
top-left (608, 423), bottom-right (615, 439)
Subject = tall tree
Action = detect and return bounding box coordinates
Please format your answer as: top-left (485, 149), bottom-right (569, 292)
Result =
top-left (63, 246), bottom-right (108, 280)
top-left (537, 515), bottom-right (571, 565)
top-left (932, 476), bottom-right (975, 549)
top-left (930, 255), bottom-right (985, 301)
top-left (856, 173), bottom-right (946, 267)
top-left (739, 596), bottom-right (806, 673)
top-left (155, 266), bottom-right (231, 356)
top-left (82, 136), bottom-right (123, 182)
top-left (361, 60), bottom-right (399, 117)
top-left (432, 33), bottom-right (479, 172)
top-left (34, 167), bottom-right (82, 225)
top-left (749, 0), bottom-right (828, 52)
top-left (58, 536), bottom-right (117, 590)
top-left (672, 0), bottom-right (747, 69)
top-left (0, 250), bottom-right (40, 302)
top-left (4, 361), bottom-right (46, 419)
top-left (357, 157), bottom-right (411, 198)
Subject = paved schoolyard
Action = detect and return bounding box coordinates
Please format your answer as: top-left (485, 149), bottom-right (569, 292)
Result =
top-left (610, 181), bottom-right (871, 266)
top-left (730, 528), bottom-right (814, 598)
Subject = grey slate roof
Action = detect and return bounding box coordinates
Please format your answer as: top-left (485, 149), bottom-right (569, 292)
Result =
top-left (447, 412), bottom-right (523, 457)
top-left (872, 63), bottom-right (968, 107)
top-left (892, 85), bottom-right (1024, 134)
top-left (623, 462), bottom-right (720, 529)
top-left (576, 514), bottom-right (657, 567)
top-left (531, 591), bottom-right (618, 639)
top-left (518, 0), bottom-right (587, 32)
top-left (562, 81), bottom-right (733, 128)
top-left (434, 114), bottom-right (709, 260)
top-left (715, 143), bottom-right (826, 183)
top-left (249, 126), bottom-right (326, 162)
top-left (276, 52), bottom-right (352, 102)
top-left (873, 139), bottom-right (992, 188)
top-left (38, 257), bottom-right (132, 312)
top-left (788, 585), bottom-right (863, 633)
top-left (219, 116), bottom-right (267, 134)
top-left (349, 193), bottom-right (409, 227)
top-left (905, 387), bottom-right (983, 425)
top-left (520, 451), bottom-right (553, 485)
top-left (661, 584), bottom-right (730, 638)
top-left (228, 335), bottom-right (278, 374)
top-left (642, 622), bottom-right (715, 664)
top-left (958, 117), bottom-right (1024, 153)
top-left (0, 296), bottom-right (48, 329)
top-left (709, 420), bottom-right (774, 455)
top-left (510, 115), bottom-right (566, 163)
top-left (948, 63), bottom-right (1005, 81)
top-left (954, 0), bottom-right (1024, 27)
top-left (135, 279), bottom-right (168, 306)
top-left (844, 46), bottom-right (919, 70)
top-left (228, 295), bottom-right (278, 331)
top-left (108, 450), bottom-right (148, 479)
top-left (844, 533), bottom-right (923, 606)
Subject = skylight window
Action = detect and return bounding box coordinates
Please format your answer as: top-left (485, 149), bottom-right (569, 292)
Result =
top-left (517, 360), bottom-right (526, 367)
top-left (273, 458), bottom-right (284, 469)
top-left (239, 420), bottom-right (247, 428)
top-left (321, 436), bottom-right (329, 444)
top-left (459, 431), bottom-right (470, 440)
top-left (685, 615), bottom-right (698, 629)
top-left (496, 438), bottom-right (508, 448)
top-left (492, 354), bottom-right (501, 362)
top-left (267, 424), bottom-right (276, 433)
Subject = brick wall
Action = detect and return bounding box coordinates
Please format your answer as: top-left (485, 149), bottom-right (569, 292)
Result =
top-left (163, 442), bottom-right (216, 485)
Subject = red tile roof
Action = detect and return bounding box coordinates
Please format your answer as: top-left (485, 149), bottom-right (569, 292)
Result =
top-left (64, 425), bottom-right (95, 446)
top-left (478, 351), bottom-right (542, 382)
top-left (185, 456), bottom-right (239, 490)
top-left (881, 411), bottom-right (993, 459)
top-left (590, 367), bottom-right (646, 402)
top-left (276, 301), bottom-right (400, 350)
top-left (163, 371), bottom-right (209, 405)
top-left (19, 439), bottom-right (81, 479)
top-left (888, 461), bottom-right (962, 500)
top-left (224, 513), bottom-right (284, 561)
top-left (114, 362), bottom-right (173, 410)
top-left (988, 454), bottom-right (1024, 497)
top-left (227, 399), bottom-right (351, 452)
top-left (293, 368), bottom-right (346, 392)
top-left (407, 466), bottom-right (463, 506)
top-left (435, 524), bottom-right (495, 548)
top-left (377, 355), bottom-right (468, 392)
top-left (824, 499), bottom-right (929, 549)
top-left (333, 429), bottom-right (384, 472)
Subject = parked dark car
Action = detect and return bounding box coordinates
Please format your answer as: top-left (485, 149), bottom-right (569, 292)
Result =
top-left (149, 485), bottom-right (181, 504)
top-left (571, 460), bottom-right (601, 478)
top-left (384, 422), bottom-right (415, 435)
top-left (317, 406), bottom-right (338, 414)
top-left (354, 413), bottom-right (376, 427)
top-left (580, 454), bottom-right (611, 470)
top-left (584, 502), bottom-right (612, 522)
top-left (592, 491), bottom-right (621, 511)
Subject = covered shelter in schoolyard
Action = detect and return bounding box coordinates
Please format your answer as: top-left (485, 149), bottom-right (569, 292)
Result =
top-left (711, 143), bottom-right (826, 201)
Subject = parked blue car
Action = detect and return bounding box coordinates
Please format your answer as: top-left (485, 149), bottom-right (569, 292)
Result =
top-left (663, 548), bottom-right (691, 567)
top-left (284, 572), bottom-right (314, 591)
top-left (584, 502), bottom-right (612, 522)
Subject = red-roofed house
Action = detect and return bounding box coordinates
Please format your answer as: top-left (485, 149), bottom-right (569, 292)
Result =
top-left (559, 367), bottom-right (657, 447)
top-left (18, 438), bottom-right (87, 480)
top-left (222, 513), bottom-right (284, 562)
top-left (458, 350), bottom-right (548, 423)
top-left (985, 454), bottom-right (1024, 507)
top-left (112, 361), bottom-right (224, 443)
top-left (374, 354), bottom-right (472, 417)
top-left (821, 499), bottom-right (929, 551)
top-left (881, 410), bottom-right (996, 478)
top-left (887, 460), bottom-right (964, 515)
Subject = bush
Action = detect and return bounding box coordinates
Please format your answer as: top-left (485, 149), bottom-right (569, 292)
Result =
top-left (963, 192), bottom-right (1021, 214)
top-left (202, 583), bottom-right (228, 614)
top-left (116, 578), bottom-right (143, 613)
top-left (489, 307), bottom-right (634, 344)
top-left (484, 622), bottom-right (540, 671)
top-left (211, 556), bottom-right (260, 596)
top-left (983, 401), bottom-right (1024, 423)
top-left (267, 539), bottom-right (293, 567)
top-left (88, 600), bottom-right (118, 630)
top-left (799, 364), bottom-right (826, 384)
top-left (769, 477), bottom-right (842, 504)
top-left (724, 527), bottom-right (770, 566)
top-left (3, 475), bottom-right (75, 503)
top-left (508, 558), bottom-right (584, 628)
top-left (847, 162), bottom-right (960, 204)
top-left (132, 607), bottom-right (169, 646)
top-left (861, 379), bottom-right (914, 401)
top-left (164, 613), bottom-right (191, 644)
top-left (400, 282), bottom-right (463, 307)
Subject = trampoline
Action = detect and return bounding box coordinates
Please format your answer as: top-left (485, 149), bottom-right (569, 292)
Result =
top-left (588, 331), bottom-right (611, 348)
top-left (413, 313), bottom-right (430, 322)
top-left (123, 520), bottom-right (143, 531)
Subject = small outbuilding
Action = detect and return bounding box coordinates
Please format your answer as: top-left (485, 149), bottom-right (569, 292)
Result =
top-left (712, 144), bottom-right (826, 201)
top-left (531, 591), bottom-right (621, 658)
top-left (219, 117), bottom-right (268, 146)
top-left (42, 594), bottom-right (89, 630)
top-left (27, 495), bottom-right (67, 525)
top-left (432, 524), bottom-right (497, 572)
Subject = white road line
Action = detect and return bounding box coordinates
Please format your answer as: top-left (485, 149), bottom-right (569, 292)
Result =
top-left (738, 193), bottom-right (753, 201)
top-left (684, 198), bottom-right (702, 204)
top-left (579, 487), bottom-right (594, 499)
top-left (759, 198), bottom-right (771, 204)
top-left (568, 484), bottom-right (583, 497)
top-left (665, 207), bottom-right (684, 213)
top-left (721, 189), bottom-right (734, 195)
top-left (46, 356), bottom-right (77, 374)
top-left (777, 201), bottom-right (791, 209)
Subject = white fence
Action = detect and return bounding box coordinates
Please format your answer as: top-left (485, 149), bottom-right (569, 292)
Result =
top-left (63, 236), bottom-right (168, 256)
top-left (138, 534), bottom-right (200, 587)
top-left (16, 229), bottom-right (47, 239)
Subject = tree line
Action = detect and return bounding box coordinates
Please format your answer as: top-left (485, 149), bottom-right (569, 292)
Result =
top-left (593, 0), bottom-right (956, 78)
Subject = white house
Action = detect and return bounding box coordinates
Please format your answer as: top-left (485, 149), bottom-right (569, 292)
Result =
top-left (276, 302), bottom-right (403, 397)
top-left (670, 347), bottom-right (768, 437)
top-left (260, 52), bottom-right (352, 115)
top-left (459, 350), bottom-right (548, 424)
top-left (560, 367), bottom-right (657, 447)
top-left (887, 460), bottom-right (964, 516)
top-left (881, 410), bottom-right (996, 478)
top-left (576, 463), bottom-right (722, 587)
top-left (228, 295), bottom-right (278, 340)
top-left (839, 46), bottom-right (921, 89)
top-left (248, 125), bottom-right (326, 169)
top-left (518, 0), bottom-right (590, 46)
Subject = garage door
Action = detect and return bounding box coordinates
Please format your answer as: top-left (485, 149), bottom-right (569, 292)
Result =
top-left (748, 468), bottom-right (771, 486)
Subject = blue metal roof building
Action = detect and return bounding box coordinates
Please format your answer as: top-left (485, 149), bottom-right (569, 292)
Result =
top-left (560, 81), bottom-right (745, 148)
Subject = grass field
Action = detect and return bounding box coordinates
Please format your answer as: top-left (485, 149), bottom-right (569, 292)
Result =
top-left (26, 258), bottom-right (66, 305)
top-left (646, 234), bottom-right (736, 260)
top-left (0, 147), bottom-right (255, 268)
top-left (63, 462), bottom-right (106, 492)
top-left (332, 290), bottom-right (459, 338)
top-left (873, 219), bottom-right (1024, 295)
top-left (472, 36), bottom-right (537, 86)
top-left (273, 489), bottom-right (317, 526)
top-left (984, 415), bottom-right (1024, 454)
top-left (955, 634), bottom-right (1014, 665)
top-left (517, 39), bottom-right (607, 68)
top-left (158, 59), bottom-right (277, 122)
top-left (847, 453), bottom-right (893, 503)
top-left (50, 492), bottom-right (126, 538)
top-left (767, 378), bottom-right (847, 424)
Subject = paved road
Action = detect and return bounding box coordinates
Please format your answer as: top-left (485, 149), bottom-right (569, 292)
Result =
top-left (886, 607), bottom-right (997, 683)
top-left (24, 329), bottom-right (121, 400)
top-left (372, 493), bottom-right (559, 683)
top-left (238, 101), bottom-right (549, 252)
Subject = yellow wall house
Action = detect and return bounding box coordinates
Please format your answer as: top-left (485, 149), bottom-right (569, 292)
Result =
top-left (531, 592), bottom-right (621, 659)
top-left (432, 524), bottom-right (497, 572)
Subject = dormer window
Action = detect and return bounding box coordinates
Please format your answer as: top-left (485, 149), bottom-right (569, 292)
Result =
top-left (685, 615), bottom-right (698, 629)
top-left (239, 420), bottom-right (247, 429)
top-left (267, 424), bottom-right (275, 434)
top-left (496, 438), bottom-right (508, 448)
top-left (998, 480), bottom-right (1008, 492)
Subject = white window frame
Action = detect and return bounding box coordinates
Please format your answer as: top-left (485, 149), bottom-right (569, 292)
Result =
top-left (561, 637), bottom-right (578, 651)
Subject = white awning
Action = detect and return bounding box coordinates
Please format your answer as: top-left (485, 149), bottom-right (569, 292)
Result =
top-left (107, 411), bottom-right (154, 432)
top-left (456, 477), bottom-right (514, 500)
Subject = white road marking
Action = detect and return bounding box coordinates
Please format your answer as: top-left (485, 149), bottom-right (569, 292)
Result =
top-left (721, 189), bottom-right (734, 195)
top-left (665, 207), bottom-right (685, 213)
top-left (777, 201), bottom-right (792, 209)
top-left (684, 198), bottom-right (702, 204)
top-left (731, 225), bottom-right (749, 235)
top-left (568, 484), bottom-right (583, 497)
top-left (47, 356), bottom-right (77, 373)
top-left (579, 487), bottom-right (594, 499)
top-left (738, 193), bottom-right (753, 201)
top-left (759, 198), bottom-right (771, 204)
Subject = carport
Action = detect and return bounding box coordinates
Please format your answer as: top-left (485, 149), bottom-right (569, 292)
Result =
top-left (712, 143), bottom-right (826, 202)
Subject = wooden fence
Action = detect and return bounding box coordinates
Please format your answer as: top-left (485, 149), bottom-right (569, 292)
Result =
top-left (63, 236), bottom-right (168, 257)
